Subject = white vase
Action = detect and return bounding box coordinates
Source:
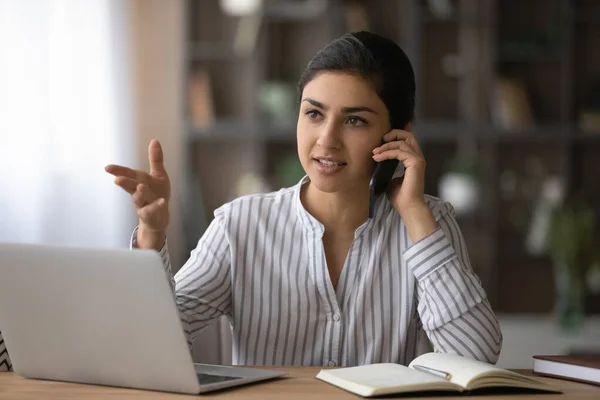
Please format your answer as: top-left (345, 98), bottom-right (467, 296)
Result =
top-left (438, 173), bottom-right (479, 216)
top-left (220, 0), bottom-right (262, 16)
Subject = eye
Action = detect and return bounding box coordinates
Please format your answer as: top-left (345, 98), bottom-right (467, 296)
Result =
top-left (346, 116), bottom-right (367, 126)
top-left (305, 109), bottom-right (322, 120)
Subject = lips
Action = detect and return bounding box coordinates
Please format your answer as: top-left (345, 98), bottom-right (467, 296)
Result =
top-left (312, 157), bottom-right (347, 176)
top-left (314, 157), bottom-right (347, 166)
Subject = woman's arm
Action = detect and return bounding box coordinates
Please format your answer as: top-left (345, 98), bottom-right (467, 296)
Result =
top-left (375, 129), bottom-right (501, 363)
top-left (173, 212), bottom-right (232, 350)
top-left (402, 202), bottom-right (503, 364)
top-left (131, 209), bottom-right (232, 351)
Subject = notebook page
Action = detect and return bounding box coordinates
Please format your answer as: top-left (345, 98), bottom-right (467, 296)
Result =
top-left (316, 363), bottom-right (460, 396)
top-left (409, 352), bottom-right (510, 388)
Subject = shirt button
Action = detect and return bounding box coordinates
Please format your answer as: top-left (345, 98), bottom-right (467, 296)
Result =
top-left (333, 313), bottom-right (341, 321)
top-left (328, 360), bottom-right (337, 367)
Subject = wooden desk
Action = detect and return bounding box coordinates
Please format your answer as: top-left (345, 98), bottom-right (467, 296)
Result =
top-left (1, 368), bottom-right (599, 399)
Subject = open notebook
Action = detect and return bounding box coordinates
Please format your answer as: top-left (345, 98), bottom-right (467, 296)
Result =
top-left (316, 352), bottom-right (561, 397)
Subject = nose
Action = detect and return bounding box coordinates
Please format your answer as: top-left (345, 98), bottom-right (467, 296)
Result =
top-left (316, 121), bottom-right (341, 149)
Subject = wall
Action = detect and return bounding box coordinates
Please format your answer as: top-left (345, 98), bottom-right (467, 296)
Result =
top-left (127, 0), bottom-right (228, 364)
top-left (127, 0), bottom-right (184, 270)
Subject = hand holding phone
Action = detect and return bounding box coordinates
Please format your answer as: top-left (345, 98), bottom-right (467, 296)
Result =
top-left (371, 128), bottom-right (428, 218)
top-left (369, 150), bottom-right (404, 218)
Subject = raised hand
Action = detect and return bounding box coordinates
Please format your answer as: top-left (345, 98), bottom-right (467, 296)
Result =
top-left (105, 139), bottom-right (170, 250)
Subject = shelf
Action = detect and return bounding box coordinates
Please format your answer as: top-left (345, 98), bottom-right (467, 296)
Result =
top-left (187, 120), bottom-right (297, 142)
top-left (263, 0), bottom-right (328, 21)
top-left (188, 42), bottom-right (240, 61)
top-left (187, 119), bottom-right (467, 143)
top-left (413, 120), bottom-right (466, 142)
top-left (574, 132), bottom-right (600, 143)
top-left (419, 122), bottom-right (574, 143)
top-left (498, 42), bottom-right (563, 63)
top-left (186, 120), bottom-right (590, 144)
top-left (417, 2), bottom-right (490, 26)
top-left (420, 14), bottom-right (490, 26)
top-left (187, 1), bottom-right (330, 61)
top-left (497, 53), bottom-right (563, 63)
top-left (483, 125), bottom-right (572, 142)
top-left (574, 8), bottom-right (600, 24)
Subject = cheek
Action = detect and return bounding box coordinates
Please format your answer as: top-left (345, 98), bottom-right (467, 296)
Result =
top-left (349, 134), bottom-right (381, 159)
top-left (346, 136), bottom-right (379, 175)
top-left (296, 119), bottom-right (314, 161)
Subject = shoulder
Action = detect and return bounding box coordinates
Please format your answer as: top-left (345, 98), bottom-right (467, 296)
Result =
top-left (214, 186), bottom-right (297, 222)
top-left (423, 194), bottom-right (456, 221)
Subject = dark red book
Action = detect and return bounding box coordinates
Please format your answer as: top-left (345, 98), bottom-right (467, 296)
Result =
top-left (533, 355), bottom-right (600, 386)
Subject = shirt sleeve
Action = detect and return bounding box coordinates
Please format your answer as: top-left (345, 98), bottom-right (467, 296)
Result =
top-left (130, 226), bottom-right (174, 290)
top-left (403, 203), bottom-right (503, 364)
top-left (173, 210), bottom-right (232, 350)
top-left (130, 213), bottom-right (232, 351)
top-left (0, 332), bottom-right (12, 371)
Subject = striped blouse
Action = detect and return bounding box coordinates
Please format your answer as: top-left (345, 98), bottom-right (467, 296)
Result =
top-left (141, 176), bottom-right (502, 367)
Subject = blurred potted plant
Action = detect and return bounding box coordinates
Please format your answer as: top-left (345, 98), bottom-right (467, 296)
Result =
top-left (276, 155), bottom-right (306, 188)
top-left (438, 155), bottom-right (479, 216)
top-left (546, 198), bottom-right (596, 333)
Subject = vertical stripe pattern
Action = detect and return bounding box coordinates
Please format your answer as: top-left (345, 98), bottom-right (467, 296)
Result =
top-left (0, 336), bottom-right (11, 371)
top-left (132, 177), bottom-right (502, 366)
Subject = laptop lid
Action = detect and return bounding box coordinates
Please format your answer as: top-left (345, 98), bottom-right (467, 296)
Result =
top-left (0, 243), bottom-right (200, 394)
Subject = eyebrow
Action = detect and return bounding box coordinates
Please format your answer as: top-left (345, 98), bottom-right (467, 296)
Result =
top-left (301, 98), bottom-right (378, 115)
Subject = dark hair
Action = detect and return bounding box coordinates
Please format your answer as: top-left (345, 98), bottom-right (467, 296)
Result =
top-left (298, 31), bottom-right (416, 130)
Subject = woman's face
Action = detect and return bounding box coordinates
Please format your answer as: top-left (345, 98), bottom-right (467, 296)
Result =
top-left (297, 71), bottom-right (390, 194)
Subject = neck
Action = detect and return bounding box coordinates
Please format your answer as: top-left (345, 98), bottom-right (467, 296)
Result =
top-left (301, 180), bottom-right (370, 234)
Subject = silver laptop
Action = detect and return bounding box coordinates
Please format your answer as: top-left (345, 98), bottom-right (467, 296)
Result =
top-left (0, 242), bottom-right (286, 394)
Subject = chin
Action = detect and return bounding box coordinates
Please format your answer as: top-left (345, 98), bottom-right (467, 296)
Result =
top-left (301, 156), bottom-right (370, 194)
top-left (307, 171), bottom-right (367, 195)
top-left (308, 176), bottom-right (343, 193)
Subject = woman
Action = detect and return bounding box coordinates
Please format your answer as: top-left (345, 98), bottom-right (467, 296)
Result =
top-left (104, 31), bottom-right (502, 367)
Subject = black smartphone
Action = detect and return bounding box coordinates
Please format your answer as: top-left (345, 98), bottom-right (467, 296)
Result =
top-left (368, 125), bottom-right (409, 218)
top-left (369, 159), bottom-right (400, 218)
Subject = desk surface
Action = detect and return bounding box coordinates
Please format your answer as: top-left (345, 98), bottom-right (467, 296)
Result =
top-left (1, 368), bottom-right (599, 399)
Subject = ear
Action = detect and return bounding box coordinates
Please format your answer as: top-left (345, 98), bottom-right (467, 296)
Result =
top-left (404, 122), bottom-right (412, 132)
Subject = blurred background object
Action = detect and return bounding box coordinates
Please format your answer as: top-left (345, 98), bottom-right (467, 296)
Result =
top-left (579, 80), bottom-right (600, 133)
top-left (438, 154), bottom-right (479, 216)
top-left (1, 0), bottom-right (600, 369)
top-left (546, 196), bottom-right (596, 332)
top-left (189, 68), bottom-right (215, 128)
top-left (258, 80), bottom-right (297, 125)
top-left (491, 77), bottom-right (535, 130)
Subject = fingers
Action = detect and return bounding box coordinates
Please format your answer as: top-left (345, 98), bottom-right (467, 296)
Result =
top-left (105, 164), bottom-right (150, 184)
top-left (372, 148), bottom-right (414, 163)
top-left (382, 129), bottom-right (423, 156)
top-left (373, 141), bottom-right (416, 159)
top-left (148, 139), bottom-right (166, 175)
top-left (105, 164), bottom-right (138, 179)
top-left (114, 176), bottom-right (139, 195)
top-left (113, 174), bottom-right (158, 208)
top-left (132, 183), bottom-right (158, 208)
top-left (138, 197), bottom-right (167, 222)
top-left (373, 141), bottom-right (426, 169)
top-left (383, 129), bottom-right (414, 142)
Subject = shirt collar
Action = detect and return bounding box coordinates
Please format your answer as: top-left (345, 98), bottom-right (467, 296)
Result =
top-left (293, 175), bottom-right (392, 238)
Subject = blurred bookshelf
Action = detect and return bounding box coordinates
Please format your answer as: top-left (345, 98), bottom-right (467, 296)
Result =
top-left (182, 0), bottom-right (600, 315)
